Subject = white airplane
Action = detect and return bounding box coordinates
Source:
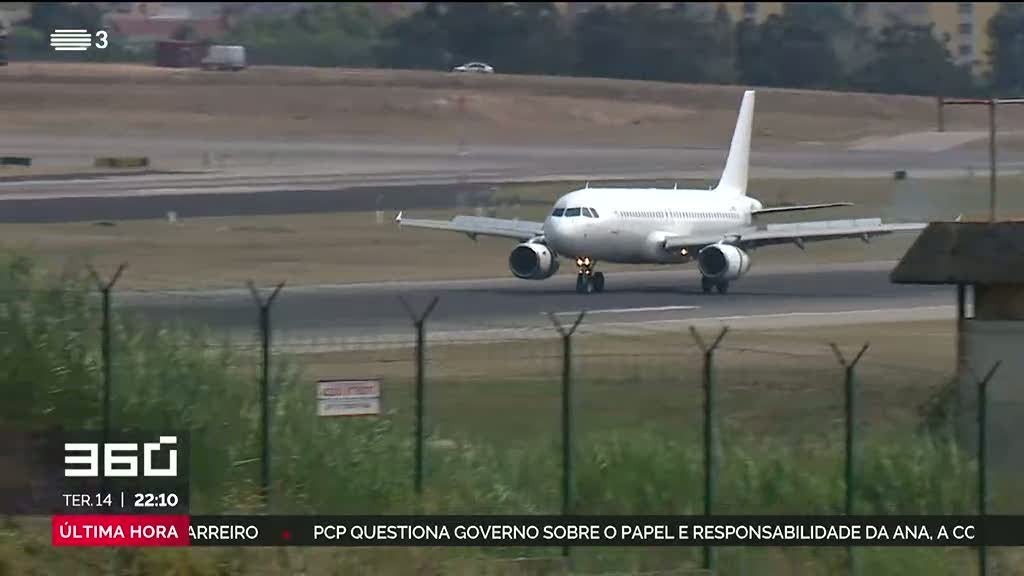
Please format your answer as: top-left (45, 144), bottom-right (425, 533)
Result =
top-left (397, 90), bottom-right (925, 294)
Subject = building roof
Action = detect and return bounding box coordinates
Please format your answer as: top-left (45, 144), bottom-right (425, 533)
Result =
top-left (891, 222), bottom-right (1024, 284)
top-left (107, 14), bottom-right (227, 42)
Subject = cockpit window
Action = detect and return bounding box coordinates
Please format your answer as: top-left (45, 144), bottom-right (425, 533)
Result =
top-left (552, 208), bottom-right (564, 217)
top-left (582, 207), bottom-right (593, 218)
top-left (565, 207), bottom-right (581, 217)
top-left (589, 208), bottom-right (599, 218)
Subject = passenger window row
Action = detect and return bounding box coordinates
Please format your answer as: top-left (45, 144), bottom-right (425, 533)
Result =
top-left (613, 210), bottom-right (740, 220)
top-left (551, 207), bottom-right (600, 218)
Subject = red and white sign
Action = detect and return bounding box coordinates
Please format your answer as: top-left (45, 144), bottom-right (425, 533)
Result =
top-left (316, 379), bottom-right (381, 416)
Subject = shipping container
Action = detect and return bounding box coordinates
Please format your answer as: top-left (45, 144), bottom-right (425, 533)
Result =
top-left (155, 40), bottom-right (206, 68)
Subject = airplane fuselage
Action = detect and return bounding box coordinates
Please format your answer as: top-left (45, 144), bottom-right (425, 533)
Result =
top-left (543, 187), bottom-right (763, 264)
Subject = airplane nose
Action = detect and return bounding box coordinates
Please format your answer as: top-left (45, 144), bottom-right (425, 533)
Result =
top-left (544, 216), bottom-right (573, 253)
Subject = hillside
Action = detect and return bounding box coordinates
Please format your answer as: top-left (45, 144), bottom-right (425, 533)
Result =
top-left (1, 62), bottom-right (1019, 148)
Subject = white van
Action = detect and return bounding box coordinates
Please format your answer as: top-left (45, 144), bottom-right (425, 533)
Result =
top-left (201, 45), bottom-right (246, 71)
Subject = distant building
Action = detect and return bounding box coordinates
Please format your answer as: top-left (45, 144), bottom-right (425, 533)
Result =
top-left (928, 2), bottom-right (1001, 74)
top-left (104, 3), bottom-right (229, 52)
top-left (732, 2), bottom-right (1002, 75)
top-left (719, 2), bottom-right (784, 24)
top-left (554, 2), bottom-right (1004, 77)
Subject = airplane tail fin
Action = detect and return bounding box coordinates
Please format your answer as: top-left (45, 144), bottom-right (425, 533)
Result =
top-left (714, 90), bottom-right (755, 197)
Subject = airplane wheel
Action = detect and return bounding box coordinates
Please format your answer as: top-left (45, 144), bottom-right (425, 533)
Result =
top-left (593, 272), bottom-right (605, 293)
top-left (576, 274), bottom-right (589, 294)
top-left (716, 281), bottom-right (729, 294)
top-left (701, 276), bottom-right (715, 294)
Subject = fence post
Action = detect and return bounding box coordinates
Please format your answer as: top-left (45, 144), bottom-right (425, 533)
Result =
top-left (248, 281), bottom-right (285, 511)
top-left (401, 296), bottom-right (440, 495)
top-left (548, 311), bottom-right (586, 561)
top-left (88, 264), bottom-right (127, 443)
top-left (830, 342), bottom-right (869, 576)
top-left (690, 325), bottom-right (728, 574)
top-left (971, 361), bottom-right (1000, 576)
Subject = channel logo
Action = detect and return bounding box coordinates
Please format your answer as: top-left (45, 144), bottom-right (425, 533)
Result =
top-left (50, 29), bottom-right (108, 52)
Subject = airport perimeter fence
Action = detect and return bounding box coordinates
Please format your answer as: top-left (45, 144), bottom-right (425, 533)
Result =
top-left (1, 267), bottom-right (1019, 575)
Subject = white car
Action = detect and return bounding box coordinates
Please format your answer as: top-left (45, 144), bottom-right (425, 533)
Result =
top-left (452, 62), bottom-right (494, 74)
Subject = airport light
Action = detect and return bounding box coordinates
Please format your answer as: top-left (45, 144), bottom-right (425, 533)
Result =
top-left (938, 97), bottom-right (1024, 222)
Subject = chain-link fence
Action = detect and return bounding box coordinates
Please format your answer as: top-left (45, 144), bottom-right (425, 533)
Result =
top-left (2, 264), bottom-right (1020, 575)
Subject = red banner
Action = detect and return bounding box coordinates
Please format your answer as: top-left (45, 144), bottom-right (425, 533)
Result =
top-left (52, 515), bottom-right (190, 546)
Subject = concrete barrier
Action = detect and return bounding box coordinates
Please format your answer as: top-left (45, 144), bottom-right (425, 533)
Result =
top-left (0, 157), bottom-right (31, 167)
top-left (94, 157), bottom-right (150, 168)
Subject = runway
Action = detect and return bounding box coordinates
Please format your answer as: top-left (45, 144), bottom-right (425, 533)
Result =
top-left (117, 260), bottom-right (953, 349)
top-left (2, 138), bottom-right (1022, 222)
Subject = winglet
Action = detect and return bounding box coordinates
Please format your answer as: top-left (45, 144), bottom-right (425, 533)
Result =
top-left (396, 211), bottom-right (403, 223)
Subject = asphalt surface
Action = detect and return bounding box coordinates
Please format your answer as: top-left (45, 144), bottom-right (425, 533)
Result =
top-left (0, 138), bottom-right (963, 345)
top-left (2, 139), bottom-right (1023, 223)
top-left (115, 261), bottom-right (952, 346)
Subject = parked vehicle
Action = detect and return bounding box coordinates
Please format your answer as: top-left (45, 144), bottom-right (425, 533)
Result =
top-left (201, 45), bottom-right (246, 71)
top-left (452, 62), bottom-right (494, 74)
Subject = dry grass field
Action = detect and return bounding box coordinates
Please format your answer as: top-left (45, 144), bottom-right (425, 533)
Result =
top-left (3, 62), bottom-right (1021, 148)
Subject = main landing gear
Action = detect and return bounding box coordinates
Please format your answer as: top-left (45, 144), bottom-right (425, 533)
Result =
top-left (575, 256), bottom-right (605, 294)
top-left (700, 276), bottom-right (729, 294)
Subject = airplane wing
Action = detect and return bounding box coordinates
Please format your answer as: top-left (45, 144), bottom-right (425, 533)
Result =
top-left (751, 202), bottom-right (853, 215)
top-left (396, 212), bottom-right (544, 242)
top-left (662, 218), bottom-right (927, 251)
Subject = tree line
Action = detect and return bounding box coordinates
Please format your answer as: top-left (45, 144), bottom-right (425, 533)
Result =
top-left (225, 2), bottom-right (1024, 97)
top-left (13, 2), bottom-right (1024, 97)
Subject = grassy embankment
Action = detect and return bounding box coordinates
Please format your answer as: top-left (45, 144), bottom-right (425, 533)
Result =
top-left (2, 253), bottom-right (1018, 575)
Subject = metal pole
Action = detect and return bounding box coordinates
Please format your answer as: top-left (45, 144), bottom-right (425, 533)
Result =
top-left (260, 305), bottom-right (270, 503)
top-left (415, 319), bottom-right (425, 492)
top-left (957, 284), bottom-right (966, 371)
top-left (248, 281), bottom-right (285, 511)
top-left (975, 361), bottom-right (1000, 576)
top-left (940, 97), bottom-right (1024, 222)
top-left (691, 326), bottom-right (728, 573)
top-left (988, 100), bottom-right (997, 222)
top-left (88, 264), bottom-right (126, 441)
top-left (549, 311), bottom-right (586, 560)
top-left (88, 264), bottom-right (125, 576)
top-left (401, 296), bottom-right (439, 495)
top-left (831, 342), bottom-right (869, 576)
top-left (102, 287), bottom-right (111, 436)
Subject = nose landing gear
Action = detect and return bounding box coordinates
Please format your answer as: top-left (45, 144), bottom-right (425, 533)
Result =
top-left (575, 257), bottom-right (605, 294)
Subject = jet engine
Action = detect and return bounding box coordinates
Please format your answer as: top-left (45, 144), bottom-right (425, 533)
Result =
top-left (509, 242), bottom-right (559, 280)
top-left (697, 243), bottom-right (751, 281)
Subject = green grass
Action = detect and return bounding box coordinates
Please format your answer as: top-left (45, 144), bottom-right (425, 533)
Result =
top-left (0, 254), bottom-right (1015, 575)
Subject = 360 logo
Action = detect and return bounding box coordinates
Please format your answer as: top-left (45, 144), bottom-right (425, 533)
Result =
top-left (64, 436), bottom-right (178, 478)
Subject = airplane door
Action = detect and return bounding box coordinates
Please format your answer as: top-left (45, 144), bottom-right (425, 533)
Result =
top-left (608, 208), bottom-right (621, 236)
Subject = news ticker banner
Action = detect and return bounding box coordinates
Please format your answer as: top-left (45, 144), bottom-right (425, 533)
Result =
top-left (52, 515), bottom-right (1024, 547)
top-left (1, 430), bottom-right (189, 515)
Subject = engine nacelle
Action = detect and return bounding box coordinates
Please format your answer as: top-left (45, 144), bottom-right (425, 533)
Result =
top-left (509, 242), bottom-right (559, 280)
top-left (697, 243), bottom-right (751, 281)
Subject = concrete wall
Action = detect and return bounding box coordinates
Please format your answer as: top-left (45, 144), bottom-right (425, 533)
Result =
top-left (959, 319), bottom-right (1024, 472)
